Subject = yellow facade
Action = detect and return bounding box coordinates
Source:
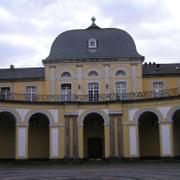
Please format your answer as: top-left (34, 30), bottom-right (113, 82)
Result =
top-left (1, 20), bottom-right (180, 161)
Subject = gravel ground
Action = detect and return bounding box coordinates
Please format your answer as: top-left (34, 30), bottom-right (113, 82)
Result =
top-left (0, 163), bottom-right (180, 180)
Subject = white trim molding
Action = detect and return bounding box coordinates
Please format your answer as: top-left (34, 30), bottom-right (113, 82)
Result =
top-left (134, 108), bottom-right (163, 123)
top-left (160, 124), bottom-right (172, 156)
top-left (17, 127), bottom-right (27, 158)
top-left (128, 108), bottom-right (138, 121)
top-left (78, 109), bottom-right (110, 126)
top-left (129, 126), bottom-right (138, 157)
top-left (158, 106), bottom-right (171, 119)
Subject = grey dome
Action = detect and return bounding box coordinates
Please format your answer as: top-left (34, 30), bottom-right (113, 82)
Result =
top-left (45, 23), bottom-right (144, 61)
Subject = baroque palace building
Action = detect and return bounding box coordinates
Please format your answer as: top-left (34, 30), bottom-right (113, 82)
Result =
top-left (1, 17), bottom-right (180, 161)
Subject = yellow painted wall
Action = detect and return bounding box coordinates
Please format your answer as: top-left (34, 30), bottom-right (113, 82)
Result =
top-left (1, 60), bottom-right (180, 160)
top-left (44, 60), bottom-right (143, 95)
top-left (143, 76), bottom-right (180, 92)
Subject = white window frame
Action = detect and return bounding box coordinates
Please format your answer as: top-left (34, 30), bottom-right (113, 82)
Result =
top-left (61, 71), bottom-right (72, 79)
top-left (88, 38), bottom-right (97, 49)
top-left (60, 83), bottom-right (72, 102)
top-left (115, 70), bottom-right (126, 77)
top-left (26, 86), bottom-right (36, 101)
top-left (113, 68), bottom-right (127, 78)
top-left (152, 81), bottom-right (166, 98)
top-left (88, 82), bottom-right (99, 102)
top-left (1, 87), bottom-right (11, 100)
top-left (86, 68), bottom-right (101, 79)
top-left (88, 70), bottom-right (98, 77)
top-left (114, 81), bottom-right (128, 100)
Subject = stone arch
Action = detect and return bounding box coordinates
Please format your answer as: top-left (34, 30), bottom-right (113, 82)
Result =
top-left (0, 108), bottom-right (17, 159)
top-left (0, 108), bottom-right (21, 125)
top-left (167, 105), bottom-right (180, 156)
top-left (86, 68), bottom-right (101, 78)
top-left (137, 109), bottom-right (161, 158)
top-left (61, 71), bottom-right (72, 78)
top-left (24, 110), bottom-right (55, 126)
top-left (88, 70), bottom-right (98, 77)
top-left (113, 68), bottom-right (127, 77)
top-left (78, 110), bottom-right (110, 126)
top-left (134, 108), bottom-right (163, 124)
top-left (59, 68), bottom-right (73, 80)
top-left (28, 110), bottom-right (50, 159)
top-left (167, 105), bottom-right (180, 123)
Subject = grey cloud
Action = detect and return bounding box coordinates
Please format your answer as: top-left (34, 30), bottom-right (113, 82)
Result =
top-left (0, 42), bottom-right (37, 67)
top-left (100, 0), bottom-right (169, 27)
top-left (0, 0), bottom-right (179, 67)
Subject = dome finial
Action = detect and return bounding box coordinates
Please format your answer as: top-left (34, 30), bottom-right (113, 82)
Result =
top-left (87, 16), bottom-right (100, 29)
top-left (91, 16), bottom-right (96, 24)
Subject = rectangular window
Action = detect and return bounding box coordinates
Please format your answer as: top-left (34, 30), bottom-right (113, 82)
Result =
top-left (61, 84), bottom-right (72, 102)
top-left (88, 82), bottom-right (99, 102)
top-left (1, 87), bottom-right (10, 100)
top-left (115, 82), bottom-right (128, 100)
top-left (153, 82), bottom-right (165, 98)
top-left (26, 86), bottom-right (36, 101)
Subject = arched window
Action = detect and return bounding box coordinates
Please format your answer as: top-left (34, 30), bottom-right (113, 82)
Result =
top-left (88, 39), bottom-right (97, 49)
top-left (61, 72), bottom-right (71, 78)
top-left (88, 71), bottom-right (98, 77)
top-left (115, 70), bottom-right (126, 77)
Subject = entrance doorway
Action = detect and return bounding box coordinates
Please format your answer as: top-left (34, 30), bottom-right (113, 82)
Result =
top-left (0, 112), bottom-right (16, 159)
top-left (84, 113), bottom-right (104, 159)
top-left (138, 111), bottom-right (160, 158)
top-left (172, 109), bottom-right (180, 157)
top-left (88, 137), bottom-right (103, 159)
top-left (28, 113), bottom-right (49, 159)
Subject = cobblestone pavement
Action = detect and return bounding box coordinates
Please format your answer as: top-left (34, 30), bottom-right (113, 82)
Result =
top-left (0, 163), bottom-right (180, 180)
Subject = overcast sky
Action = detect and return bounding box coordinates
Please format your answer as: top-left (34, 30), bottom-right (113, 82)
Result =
top-left (0, 0), bottom-right (180, 68)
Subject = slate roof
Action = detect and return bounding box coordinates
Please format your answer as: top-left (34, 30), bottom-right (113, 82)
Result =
top-left (45, 22), bottom-right (144, 61)
top-left (0, 64), bottom-right (180, 81)
top-left (0, 67), bottom-right (45, 81)
top-left (143, 63), bottom-right (180, 76)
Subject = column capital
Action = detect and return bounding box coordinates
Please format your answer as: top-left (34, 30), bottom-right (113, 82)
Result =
top-left (49, 65), bottom-right (56, 69)
top-left (158, 120), bottom-right (173, 124)
top-left (109, 112), bottom-right (122, 116)
top-left (50, 123), bottom-right (64, 128)
top-left (76, 64), bottom-right (83, 68)
top-left (65, 112), bottom-right (78, 117)
top-left (104, 64), bottom-right (110, 67)
top-left (124, 122), bottom-right (138, 126)
top-left (16, 124), bottom-right (29, 127)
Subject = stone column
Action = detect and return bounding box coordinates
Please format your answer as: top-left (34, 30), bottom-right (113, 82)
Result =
top-left (117, 115), bottom-right (123, 158)
top-left (50, 65), bottom-right (56, 95)
top-left (110, 115), bottom-right (115, 157)
top-left (73, 115), bottom-right (78, 158)
top-left (50, 126), bottom-right (59, 159)
top-left (78, 125), bottom-right (84, 159)
top-left (77, 65), bottom-right (82, 96)
top-left (129, 124), bottom-right (139, 157)
top-left (65, 115), bottom-right (70, 158)
top-left (104, 124), bottom-right (110, 158)
top-left (131, 64), bottom-right (137, 93)
top-left (159, 122), bottom-right (174, 157)
top-left (16, 125), bottom-right (28, 159)
top-left (104, 64), bottom-right (110, 95)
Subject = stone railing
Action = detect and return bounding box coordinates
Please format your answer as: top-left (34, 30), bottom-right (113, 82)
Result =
top-left (0, 87), bottom-right (180, 103)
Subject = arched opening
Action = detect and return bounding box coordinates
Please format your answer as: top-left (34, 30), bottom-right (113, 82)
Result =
top-left (28, 113), bottom-right (49, 159)
top-left (138, 111), bottom-right (160, 158)
top-left (83, 113), bottom-right (104, 159)
top-left (172, 109), bottom-right (180, 157)
top-left (0, 112), bottom-right (16, 159)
